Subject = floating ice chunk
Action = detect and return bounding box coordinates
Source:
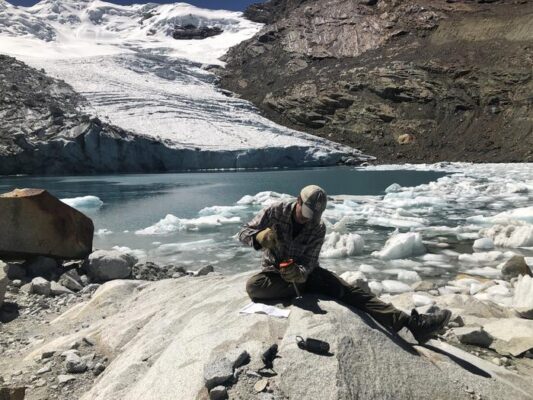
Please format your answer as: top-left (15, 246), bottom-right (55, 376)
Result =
top-left (340, 271), bottom-right (367, 286)
top-left (480, 224), bottom-right (533, 248)
top-left (385, 183), bottom-right (402, 193)
top-left (457, 232), bottom-right (481, 240)
top-left (389, 259), bottom-right (423, 269)
top-left (397, 270), bottom-right (421, 284)
top-left (359, 264), bottom-right (378, 274)
top-left (493, 207), bottom-right (533, 224)
top-left (381, 280), bottom-right (413, 294)
top-left (330, 216), bottom-right (359, 233)
top-left (95, 228), bottom-right (112, 236)
top-left (366, 215), bottom-right (428, 229)
top-left (473, 238), bottom-right (494, 250)
top-left (382, 194), bottom-right (446, 209)
top-left (382, 268), bottom-right (406, 275)
top-left (236, 191), bottom-right (293, 206)
top-left (136, 214), bottom-right (241, 235)
top-left (368, 281), bottom-right (383, 296)
top-left (373, 232), bottom-right (425, 260)
top-left (61, 195), bottom-right (103, 211)
top-left (198, 205), bottom-right (247, 217)
top-left (464, 267), bottom-right (501, 279)
top-left (321, 232), bottom-right (364, 258)
top-left (468, 206), bottom-right (533, 225)
top-left (458, 251), bottom-right (503, 265)
top-left (412, 294), bottom-right (435, 307)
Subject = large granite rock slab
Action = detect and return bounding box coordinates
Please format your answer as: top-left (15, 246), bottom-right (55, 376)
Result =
top-left (0, 189), bottom-right (93, 259)
top-left (24, 274), bottom-right (533, 400)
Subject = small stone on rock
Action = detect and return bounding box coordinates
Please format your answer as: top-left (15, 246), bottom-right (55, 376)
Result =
top-left (64, 353), bottom-right (87, 373)
top-left (209, 385), bottom-right (227, 400)
top-left (57, 374), bottom-right (76, 384)
top-left (30, 277), bottom-right (51, 296)
top-left (453, 327), bottom-right (493, 348)
top-left (254, 378), bottom-right (269, 393)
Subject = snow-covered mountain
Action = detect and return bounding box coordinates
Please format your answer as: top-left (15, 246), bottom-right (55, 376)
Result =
top-left (0, 0), bottom-right (370, 173)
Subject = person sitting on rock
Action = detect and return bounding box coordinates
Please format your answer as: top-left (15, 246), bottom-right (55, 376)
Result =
top-left (238, 184), bottom-right (451, 343)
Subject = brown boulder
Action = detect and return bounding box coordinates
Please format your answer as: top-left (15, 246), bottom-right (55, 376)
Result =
top-left (0, 189), bottom-right (93, 260)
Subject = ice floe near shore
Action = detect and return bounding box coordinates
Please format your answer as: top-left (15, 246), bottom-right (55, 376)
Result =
top-left (372, 232), bottom-right (426, 260)
top-left (135, 213), bottom-right (241, 235)
top-left (321, 232), bottom-right (364, 259)
top-left (61, 195), bottom-right (103, 211)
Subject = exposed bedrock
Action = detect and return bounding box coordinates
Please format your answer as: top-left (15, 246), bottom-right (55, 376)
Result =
top-left (20, 274), bottom-right (533, 400)
top-left (220, 0), bottom-right (533, 163)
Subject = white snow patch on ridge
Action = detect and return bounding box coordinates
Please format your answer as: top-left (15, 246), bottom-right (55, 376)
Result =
top-left (0, 0), bottom-right (365, 163)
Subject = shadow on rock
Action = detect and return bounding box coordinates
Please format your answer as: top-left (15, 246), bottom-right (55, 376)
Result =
top-left (0, 301), bottom-right (20, 323)
top-left (423, 343), bottom-right (491, 379)
top-left (292, 295), bottom-right (327, 315)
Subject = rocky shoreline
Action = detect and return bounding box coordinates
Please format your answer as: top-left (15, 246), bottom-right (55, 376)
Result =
top-left (0, 253), bottom-right (216, 400)
top-left (1, 248), bottom-right (532, 400)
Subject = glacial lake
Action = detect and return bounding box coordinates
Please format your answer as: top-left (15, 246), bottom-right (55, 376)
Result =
top-left (2, 164), bottom-right (532, 286)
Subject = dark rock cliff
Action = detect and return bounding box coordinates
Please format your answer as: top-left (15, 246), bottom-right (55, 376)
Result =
top-left (219, 0), bottom-right (533, 163)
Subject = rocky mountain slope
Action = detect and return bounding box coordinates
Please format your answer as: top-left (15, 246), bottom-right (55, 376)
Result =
top-left (219, 0), bottom-right (533, 163)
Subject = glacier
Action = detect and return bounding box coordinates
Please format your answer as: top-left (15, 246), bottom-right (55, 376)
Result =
top-left (0, 0), bottom-right (370, 172)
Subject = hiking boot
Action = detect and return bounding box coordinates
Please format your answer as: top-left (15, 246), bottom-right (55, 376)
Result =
top-left (407, 309), bottom-right (452, 344)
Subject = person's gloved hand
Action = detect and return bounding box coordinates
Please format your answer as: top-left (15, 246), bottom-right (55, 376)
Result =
top-left (255, 227), bottom-right (279, 250)
top-left (280, 263), bottom-right (306, 283)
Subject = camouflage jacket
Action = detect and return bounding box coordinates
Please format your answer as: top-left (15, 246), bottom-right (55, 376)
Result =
top-left (238, 201), bottom-right (326, 278)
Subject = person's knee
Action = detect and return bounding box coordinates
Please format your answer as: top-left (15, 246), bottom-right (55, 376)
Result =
top-left (246, 274), bottom-right (266, 299)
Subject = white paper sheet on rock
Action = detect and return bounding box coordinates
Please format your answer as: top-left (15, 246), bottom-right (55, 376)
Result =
top-left (239, 302), bottom-right (291, 318)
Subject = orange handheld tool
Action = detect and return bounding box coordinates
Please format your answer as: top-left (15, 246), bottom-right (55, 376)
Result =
top-left (279, 259), bottom-right (294, 269)
top-left (279, 259), bottom-right (301, 298)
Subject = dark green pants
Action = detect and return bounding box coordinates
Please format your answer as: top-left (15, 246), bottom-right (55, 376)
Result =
top-left (246, 267), bottom-right (409, 331)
